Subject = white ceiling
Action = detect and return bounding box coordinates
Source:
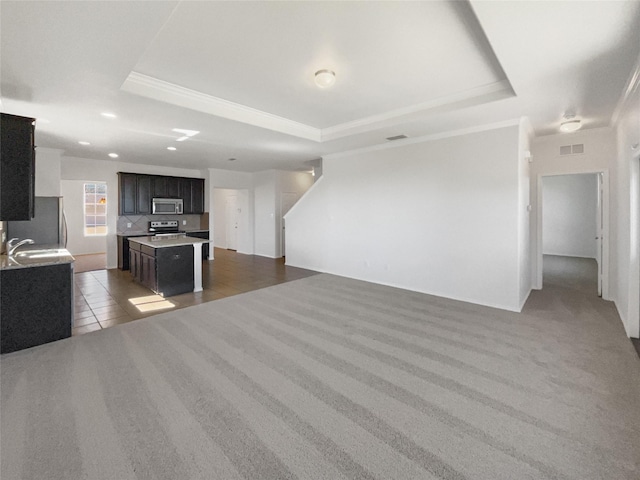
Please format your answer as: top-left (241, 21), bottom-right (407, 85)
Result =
top-left (1, 1), bottom-right (639, 172)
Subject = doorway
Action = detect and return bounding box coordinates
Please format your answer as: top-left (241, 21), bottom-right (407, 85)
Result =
top-left (213, 188), bottom-right (250, 253)
top-left (537, 171), bottom-right (608, 297)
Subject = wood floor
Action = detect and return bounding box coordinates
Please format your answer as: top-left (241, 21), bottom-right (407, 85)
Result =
top-left (72, 248), bottom-right (318, 336)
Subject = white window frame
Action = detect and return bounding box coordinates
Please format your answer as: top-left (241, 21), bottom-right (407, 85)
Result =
top-left (83, 182), bottom-right (108, 236)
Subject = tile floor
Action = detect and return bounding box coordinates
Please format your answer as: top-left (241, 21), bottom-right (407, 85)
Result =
top-left (73, 248), bottom-right (318, 336)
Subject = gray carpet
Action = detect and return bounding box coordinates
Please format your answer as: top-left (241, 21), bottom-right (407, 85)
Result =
top-left (2, 271), bottom-right (640, 480)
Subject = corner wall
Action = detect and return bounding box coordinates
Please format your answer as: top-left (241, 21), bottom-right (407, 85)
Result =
top-left (612, 69), bottom-right (640, 338)
top-left (286, 124), bottom-right (525, 311)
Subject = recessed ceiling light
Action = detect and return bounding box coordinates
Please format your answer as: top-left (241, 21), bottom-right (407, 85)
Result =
top-left (167, 147), bottom-right (176, 151)
top-left (101, 112), bottom-right (117, 118)
top-left (78, 141), bottom-right (90, 145)
top-left (108, 153), bottom-right (119, 158)
top-left (172, 128), bottom-right (199, 137)
top-left (314, 69), bottom-right (336, 88)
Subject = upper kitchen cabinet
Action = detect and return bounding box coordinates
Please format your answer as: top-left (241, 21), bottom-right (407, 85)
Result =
top-left (136, 175), bottom-right (152, 214)
top-left (118, 172), bottom-right (204, 215)
top-left (152, 176), bottom-right (167, 198)
top-left (180, 177), bottom-right (205, 214)
top-left (1, 113), bottom-right (35, 221)
top-left (118, 173), bottom-right (137, 215)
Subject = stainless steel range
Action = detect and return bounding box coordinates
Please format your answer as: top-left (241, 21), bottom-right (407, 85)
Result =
top-left (148, 220), bottom-right (185, 236)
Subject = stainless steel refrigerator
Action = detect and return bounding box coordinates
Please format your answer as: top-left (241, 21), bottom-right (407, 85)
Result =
top-left (7, 196), bottom-right (67, 246)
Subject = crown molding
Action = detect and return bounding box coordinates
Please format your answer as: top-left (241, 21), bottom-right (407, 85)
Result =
top-left (322, 118), bottom-right (520, 160)
top-left (321, 79), bottom-right (513, 141)
top-left (121, 72), bottom-right (322, 142)
top-left (122, 72), bottom-right (514, 144)
top-left (611, 52), bottom-right (640, 127)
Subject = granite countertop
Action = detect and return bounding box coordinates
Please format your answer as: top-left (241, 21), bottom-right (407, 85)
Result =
top-left (0, 245), bottom-right (75, 270)
top-left (117, 229), bottom-right (209, 236)
top-left (128, 235), bottom-right (209, 249)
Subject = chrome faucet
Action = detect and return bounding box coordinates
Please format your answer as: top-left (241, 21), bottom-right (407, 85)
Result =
top-left (7, 238), bottom-right (35, 256)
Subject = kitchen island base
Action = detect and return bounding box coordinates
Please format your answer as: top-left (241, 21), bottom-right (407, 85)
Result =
top-left (128, 236), bottom-right (208, 297)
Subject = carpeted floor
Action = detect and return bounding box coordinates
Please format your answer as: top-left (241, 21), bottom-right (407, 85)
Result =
top-left (1, 267), bottom-right (639, 479)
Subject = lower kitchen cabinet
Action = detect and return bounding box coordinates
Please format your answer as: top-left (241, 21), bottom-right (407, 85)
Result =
top-left (130, 242), bottom-right (194, 297)
top-left (186, 230), bottom-right (209, 259)
top-left (1, 262), bottom-right (73, 353)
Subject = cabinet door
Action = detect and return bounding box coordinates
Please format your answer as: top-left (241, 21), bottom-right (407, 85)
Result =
top-left (119, 173), bottom-right (137, 215)
top-left (129, 249), bottom-right (140, 280)
top-left (137, 175), bottom-right (152, 214)
top-left (1, 114), bottom-right (35, 221)
top-left (180, 178), bottom-right (193, 214)
top-left (167, 177), bottom-right (181, 198)
top-left (152, 176), bottom-right (167, 198)
top-left (141, 253), bottom-right (157, 292)
top-left (191, 178), bottom-right (205, 214)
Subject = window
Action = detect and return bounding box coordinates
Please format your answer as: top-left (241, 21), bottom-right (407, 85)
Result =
top-left (84, 182), bottom-right (107, 236)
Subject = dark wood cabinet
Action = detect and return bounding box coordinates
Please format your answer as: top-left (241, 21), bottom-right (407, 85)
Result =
top-left (186, 230), bottom-right (209, 259)
top-left (1, 262), bottom-right (73, 353)
top-left (179, 178), bottom-right (193, 214)
top-left (191, 178), bottom-right (205, 214)
top-left (118, 172), bottom-right (204, 215)
top-left (1, 113), bottom-right (36, 221)
top-left (167, 177), bottom-right (181, 197)
top-left (119, 173), bottom-right (138, 215)
top-left (152, 176), bottom-right (167, 197)
top-left (140, 249), bottom-right (157, 292)
top-left (137, 175), bottom-right (152, 214)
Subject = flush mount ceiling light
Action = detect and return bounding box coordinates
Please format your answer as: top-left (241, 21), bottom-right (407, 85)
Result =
top-left (78, 141), bottom-right (90, 145)
top-left (167, 146), bottom-right (176, 151)
top-left (108, 153), bottom-right (119, 158)
top-left (560, 114), bottom-right (581, 133)
top-left (101, 112), bottom-right (117, 119)
top-left (314, 69), bottom-right (336, 89)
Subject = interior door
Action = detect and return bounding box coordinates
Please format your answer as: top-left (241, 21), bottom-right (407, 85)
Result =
top-left (225, 195), bottom-right (238, 251)
top-left (280, 192), bottom-right (298, 257)
top-left (596, 172), bottom-right (604, 297)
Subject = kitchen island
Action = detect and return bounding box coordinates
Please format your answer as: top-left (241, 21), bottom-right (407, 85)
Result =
top-left (1, 246), bottom-right (75, 354)
top-left (128, 235), bottom-right (209, 297)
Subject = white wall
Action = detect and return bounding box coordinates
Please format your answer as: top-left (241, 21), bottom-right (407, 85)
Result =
top-left (61, 157), bottom-right (205, 268)
top-left (531, 127), bottom-right (615, 294)
top-left (612, 67), bottom-right (640, 338)
top-left (542, 174), bottom-right (598, 259)
top-left (253, 170), bottom-right (278, 258)
top-left (277, 171), bottom-right (314, 258)
top-left (518, 118), bottom-right (533, 308)
top-left (286, 124), bottom-right (525, 311)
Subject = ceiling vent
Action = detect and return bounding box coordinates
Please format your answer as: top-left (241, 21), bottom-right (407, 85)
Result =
top-left (386, 134), bottom-right (408, 141)
top-left (560, 144), bottom-right (584, 156)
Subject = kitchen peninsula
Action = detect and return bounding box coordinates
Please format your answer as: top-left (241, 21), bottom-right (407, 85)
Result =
top-left (128, 234), bottom-right (209, 297)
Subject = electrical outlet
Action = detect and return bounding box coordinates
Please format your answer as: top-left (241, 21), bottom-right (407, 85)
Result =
top-left (182, 220), bottom-right (187, 225)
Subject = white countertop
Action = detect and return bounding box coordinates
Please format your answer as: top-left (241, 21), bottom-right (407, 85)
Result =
top-left (0, 245), bottom-right (75, 270)
top-left (128, 235), bottom-right (209, 248)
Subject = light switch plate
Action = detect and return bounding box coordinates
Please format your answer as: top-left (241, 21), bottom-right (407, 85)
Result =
top-left (127, 223), bottom-right (132, 228)
top-left (182, 220), bottom-right (187, 225)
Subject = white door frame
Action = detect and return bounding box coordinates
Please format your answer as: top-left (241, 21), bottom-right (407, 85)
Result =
top-left (535, 169), bottom-right (610, 299)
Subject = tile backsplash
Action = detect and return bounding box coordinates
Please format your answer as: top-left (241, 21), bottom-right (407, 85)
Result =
top-left (117, 214), bottom-right (204, 233)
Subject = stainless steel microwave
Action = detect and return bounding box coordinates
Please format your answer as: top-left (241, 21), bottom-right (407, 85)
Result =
top-left (152, 198), bottom-right (183, 215)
